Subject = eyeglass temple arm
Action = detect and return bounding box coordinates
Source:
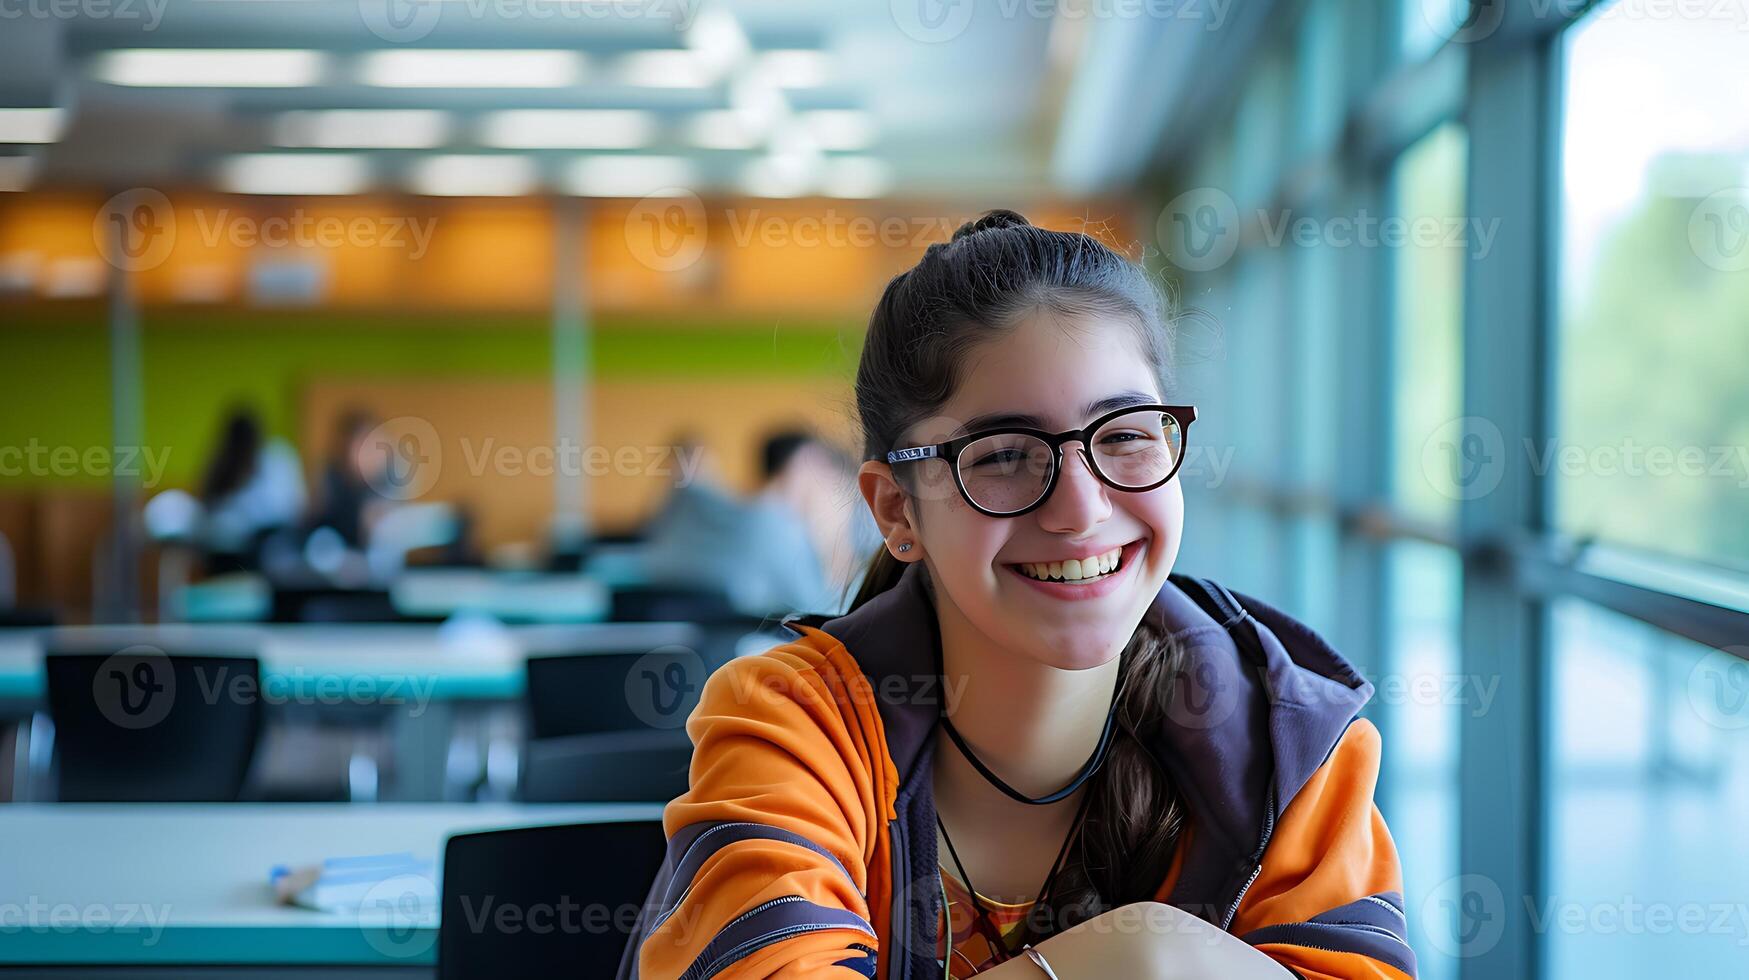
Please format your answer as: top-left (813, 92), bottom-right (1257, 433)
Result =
top-left (885, 445), bottom-right (941, 463)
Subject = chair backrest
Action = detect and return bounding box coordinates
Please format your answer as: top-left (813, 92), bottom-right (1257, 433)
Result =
top-left (607, 583), bottom-right (743, 624)
top-left (44, 651), bottom-right (263, 801)
top-left (271, 586), bottom-right (389, 623)
top-left (525, 651), bottom-right (707, 740)
top-left (439, 820), bottom-right (668, 980)
top-left (519, 729), bottom-right (693, 803)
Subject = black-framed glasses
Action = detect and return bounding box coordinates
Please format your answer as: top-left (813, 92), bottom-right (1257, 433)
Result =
top-left (885, 404), bottom-right (1197, 518)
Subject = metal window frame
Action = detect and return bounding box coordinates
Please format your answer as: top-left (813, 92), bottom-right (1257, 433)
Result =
top-left (1454, 21), bottom-right (1559, 978)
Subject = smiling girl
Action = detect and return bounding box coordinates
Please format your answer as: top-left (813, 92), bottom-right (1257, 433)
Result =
top-left (623, 210), bottom-right (1415, 979)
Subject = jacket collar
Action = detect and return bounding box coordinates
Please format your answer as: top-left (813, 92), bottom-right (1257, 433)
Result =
top-left (782, 559), bottom-right (1373, 912)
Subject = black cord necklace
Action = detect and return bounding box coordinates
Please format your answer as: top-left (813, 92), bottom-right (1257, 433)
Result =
top-left (933, 664), bottom-right (1128, 965)
top-left (937, 664), bottom-right (1127, 806)
top-left (937, 785), bottom-right (1095, 965)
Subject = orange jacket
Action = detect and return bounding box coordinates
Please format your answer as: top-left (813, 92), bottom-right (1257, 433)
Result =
top-left (621, 563), bottom-right (1415, 979)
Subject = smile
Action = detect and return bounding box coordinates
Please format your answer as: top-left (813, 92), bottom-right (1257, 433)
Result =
top-left (1000, 539), bottom-right (1146, 601)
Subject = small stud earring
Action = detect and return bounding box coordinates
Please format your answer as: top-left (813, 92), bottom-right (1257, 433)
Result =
top-left (897, 542), bottom-right (913, 553)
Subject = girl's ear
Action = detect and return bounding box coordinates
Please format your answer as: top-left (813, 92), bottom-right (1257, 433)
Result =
top-left (857, 460), bottom-right (920, 558)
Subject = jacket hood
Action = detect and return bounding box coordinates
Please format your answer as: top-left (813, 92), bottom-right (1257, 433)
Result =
top-left (782, 558), bottom-right (1374, 916)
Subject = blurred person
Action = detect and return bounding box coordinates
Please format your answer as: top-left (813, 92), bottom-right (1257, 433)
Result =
top-left (197, 407), bottom-right (306, 571)
top-left (307, 409), bottom-right (390, 550)
top-left (637, 430), bottom-right (840, 617)
top-left (625, 212), bottom-right (1410, 979)
top-left (632, 429), bottom-right (719, 537)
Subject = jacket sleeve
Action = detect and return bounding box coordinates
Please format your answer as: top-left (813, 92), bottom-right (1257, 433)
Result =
top-left (636, 646), bottom-right (886, 979)
top-left (1231, 718), bottom-right (1418, 980)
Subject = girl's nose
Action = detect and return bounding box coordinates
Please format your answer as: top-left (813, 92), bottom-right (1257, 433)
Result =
top-left (1036, 444), bottom-right (1111, 534)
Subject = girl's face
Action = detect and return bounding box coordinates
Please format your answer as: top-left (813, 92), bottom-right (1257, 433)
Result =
top-left (867, 313), bottom-right (1184, 672)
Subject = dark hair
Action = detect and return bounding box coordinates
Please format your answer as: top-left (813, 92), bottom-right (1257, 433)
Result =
top-left (846, 208), bottom-right (1184, 927)
top-left (201, 407), bottom-right (264, 503)
top-left (759, 429), bottom-right (816, 482)
top-left (334, 408), bottom-right (376, 455)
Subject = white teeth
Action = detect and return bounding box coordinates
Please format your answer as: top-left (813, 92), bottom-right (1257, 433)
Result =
top-left (1014, 546), bottom-right (1125, 583)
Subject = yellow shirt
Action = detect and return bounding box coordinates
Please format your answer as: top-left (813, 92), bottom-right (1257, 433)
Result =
top-left (936, 865), bottom-right (1037, 977)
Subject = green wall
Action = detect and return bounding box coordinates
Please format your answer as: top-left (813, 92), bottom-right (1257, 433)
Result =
top-left (0, 306), bottom-right (861, 488)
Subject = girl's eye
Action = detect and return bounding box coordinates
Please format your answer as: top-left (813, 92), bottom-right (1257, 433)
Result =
top-left (1099, 431), bottom-right (1150, 445)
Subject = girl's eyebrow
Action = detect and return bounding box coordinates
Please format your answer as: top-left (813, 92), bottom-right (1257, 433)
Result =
top-left (953, 390), bottom-right (1157, 436)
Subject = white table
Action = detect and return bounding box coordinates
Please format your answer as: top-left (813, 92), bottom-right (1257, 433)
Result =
top-left (0, 803), bottom-right (664, 967)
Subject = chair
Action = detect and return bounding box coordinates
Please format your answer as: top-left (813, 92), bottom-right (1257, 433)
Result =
top-left (44, 651), bottom-right (263, 802)
top-left (607, 582), bottom-right (744, 624)
top-left (271, 585), bottom-right (410, 623)
top-left (524, 651), bottom-right (709, 741)
top-left (518, 729), bottom-right (693, 803)
top-left (439, 820), bottom-right (668, 980)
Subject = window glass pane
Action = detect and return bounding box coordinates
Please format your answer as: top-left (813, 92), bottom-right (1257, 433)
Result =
top-left (1228, 251), bottom-right (1288, 488)
top-left (1294, 3), bottom-right (1345, 160)
top-left (1288, 514), bottom-right (1341, 641)
top-left (1220, 501), bottom-right (1286, 600)
top-left (1377, 540), bottom-right (1463, 980)
top-left (1232, 46), bottom-right (1288, 209)
top-left (1557, 8), bottom-right (1749, 573)
top-left (1291, 216), bottom-right (1342, 493)
top-left (1390, 123), bottom-right (1468, 525)
top-left (1548, 599), bottom-right (1749, 977)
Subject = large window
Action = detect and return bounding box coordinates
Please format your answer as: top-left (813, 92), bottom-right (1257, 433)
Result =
top-left (1159, 5), bottom-right (1749, 979)
top-left (1558, 10), bottom-right (1749, 573)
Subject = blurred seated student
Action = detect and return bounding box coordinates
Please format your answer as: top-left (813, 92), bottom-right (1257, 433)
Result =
top-left (197, 407), bottom-right (306, 573)
top-left (307, 409), bottom-right (392, 550)
top-left (637, 430), bottom-right (844, 617)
